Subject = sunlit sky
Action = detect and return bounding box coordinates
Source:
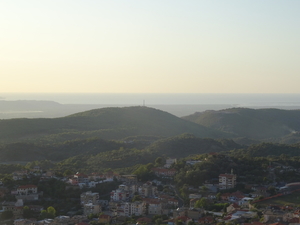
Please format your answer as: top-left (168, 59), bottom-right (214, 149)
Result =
top-left (1, 0), bottom-right (300, 93)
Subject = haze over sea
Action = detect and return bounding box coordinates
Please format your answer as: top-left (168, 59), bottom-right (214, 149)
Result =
top-left (1, 93), bottom-right (300, 119)
top-left (1, 93), bottom-right (300, 107)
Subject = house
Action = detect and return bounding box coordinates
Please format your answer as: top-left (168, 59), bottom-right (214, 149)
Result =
top-left (227, 203), bottom-right (240, 213)
top-left (187, 208), bottom-right (203, 220)
top-left (173, 207), bottom-right (188, 218)
top-left (239, 197), bottom-right (254, 208)
top-left (16, 185), bottom-right (39, 201)
top-left (164, 158), bottom-right (177, 168)
top-left (152, 168), bottom-right (177, 177)
top-left (110, 188), bottom-right (128, 201)
top-left (263, 209), bottom-right (293, 223)
top-left (138, 182), bottom-right (158, 197)
top-left (17, 185), bottom-right (37, 195)
top-left (53, 216), bottom-right (71, 224)
top-left (44, 170), bottom-right (55, 177)
top-left (136, 217), bottom-right (152, 225)
top-left (71, 173), bottom-right (89, 185)
top-left (111, 201), bottom-right (145, 217)
top-left (228, 191), bottom-right (245, 202)
top-left (14, 218), bottom-right (37, 225)
top-left (143, 198), bottom-right (162, 215)
top-left (175, 216), bottom-right (192, 225)
top-left (2, 200), bottom-right (24, 219)
top-left (198, 216), bottom-right (215, 224)
top-left (250, 186), bottom-right (270, 198)
top-left (27, 205), bottom-right (43, 214)
top-left (99, 214), bottom-right (111, 224)
top-left (189, 193), bottom-right (202, 199)
top-left (12, 171), bottom-right (28, 181)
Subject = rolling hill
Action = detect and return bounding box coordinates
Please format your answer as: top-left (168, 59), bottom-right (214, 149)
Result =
top-left (0, 106), bottom-right (231, 144)
top-left (182, 108), bottom-right (300, 141)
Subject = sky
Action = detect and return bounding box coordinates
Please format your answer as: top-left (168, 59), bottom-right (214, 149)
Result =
top-left (1, 0), bottom-right (300, 93)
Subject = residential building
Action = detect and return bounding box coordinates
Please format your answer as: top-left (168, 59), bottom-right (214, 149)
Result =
top-left (83, 203), bottom-right (101, 216)
top-left (152, 168), bottom-right (177, 178)
top-left (80, 191), bottom-right (99, 205)
top-left (17, 185), bottom-right (37, 195)
top-left (143, 198), bottom-right (162, 215)
top-left (219, 173), bottom-right (236, 189)
top-left (110, 189), bottom-right (128, 201)
top-left (164, 158), bottom-right (177, 168)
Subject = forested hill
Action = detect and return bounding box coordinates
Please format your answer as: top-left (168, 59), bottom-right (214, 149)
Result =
top-left (182, 108), bottom-right (300, 141)
top-left (0, 106), bottom-right (231, 143)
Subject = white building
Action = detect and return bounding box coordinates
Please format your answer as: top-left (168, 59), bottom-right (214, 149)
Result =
top-left (110, 189), bottom-right (128, 201)
top-left (17, 185), bottom-right (37, 195)
top-left (164, 158), bottom-right (177, 168)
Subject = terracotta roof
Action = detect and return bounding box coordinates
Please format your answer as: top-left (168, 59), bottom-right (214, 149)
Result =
top-left (137, 217), bottom-right (152, 223)
top-left (198, 216), bottom-right (214, 223)
top-left (289, 218), bottom-right (300, 223)
top-left (18, 185), bottom-right (37, 189)
top-left (142, 198), bottom-right (161, 204)
top-left (176, 216), bottom-right (190, 222)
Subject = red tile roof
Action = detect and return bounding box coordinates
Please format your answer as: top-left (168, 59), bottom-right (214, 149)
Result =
top-left (18, 185), bottom-right (37, 189)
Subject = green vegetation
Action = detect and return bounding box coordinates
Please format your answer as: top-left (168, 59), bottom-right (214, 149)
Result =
top-left (183, 108), bottom-right (300, 142)
top-left (0, 106), bottom-right (229, 144)
top-left (256, 191), bottom-right (300, 208)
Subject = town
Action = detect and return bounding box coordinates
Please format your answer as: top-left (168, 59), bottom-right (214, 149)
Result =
top-left (1, 154), bottom-right (300, 225)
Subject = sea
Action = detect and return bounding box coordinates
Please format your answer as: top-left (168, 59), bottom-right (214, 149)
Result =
top-left (1, 93), bottom-right (300, 117)
top-left (1, 93), bottom-right (300, 106)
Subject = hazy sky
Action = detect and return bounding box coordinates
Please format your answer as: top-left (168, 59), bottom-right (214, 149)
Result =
top-left (1, 0), bottom-right (299, 93)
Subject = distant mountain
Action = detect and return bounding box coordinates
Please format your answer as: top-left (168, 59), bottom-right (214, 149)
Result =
top-left (182, 108), bottom-right (300, 141)
top-left (0, 106), bottom-right (231, 143)
top-left (0, 100), bottom-right (238, 119)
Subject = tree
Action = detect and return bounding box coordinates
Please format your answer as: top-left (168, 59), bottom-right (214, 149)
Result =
top-left (40, 206), bottom-right (56, 219)
top-left (195, 198), bottom-right (209, 209)
top-left (132, 195), bottom-right (142, 202)
top-left (175, 220), bottom-right (183, 225)
top-left (155, 157), bottom-right (165, 167)
top-left (1, 210), bottom-right (13, 220)
top-left (23, 206), bottom-right (34, 219)
top-left (47, 206), bottom-right (56, 217)
top-left (155, 218), bottom-right (163, 225)
top-left (63, 169), bottom-right (73, 177)
top-left (39, 210), bottom-right (48, 220)
top-left (179, 184), bottom-right (189, 199)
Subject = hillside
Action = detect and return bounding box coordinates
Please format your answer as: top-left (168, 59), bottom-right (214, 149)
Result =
top-left (182, 108), bottom-right (300, 141)
top-left (0, 106), bottom-right (231, 143)
top-left (55, 134), bottom-right (242, 172)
